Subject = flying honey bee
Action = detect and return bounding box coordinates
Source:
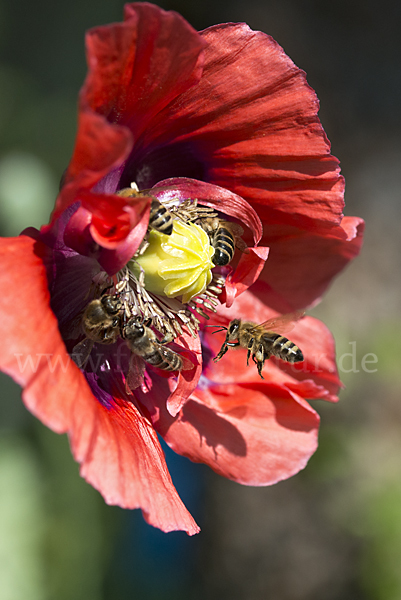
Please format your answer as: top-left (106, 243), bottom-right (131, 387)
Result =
top-left (117, 186), bottom-right (173, 235)
top-left (123, 316), bottom-right (192, 389)
top-left (197, 217), bottom-right (247, 266)
top-left (72, 294), bottom-right (123, 368)
top-left (213, 312), bottom-right (304, 379)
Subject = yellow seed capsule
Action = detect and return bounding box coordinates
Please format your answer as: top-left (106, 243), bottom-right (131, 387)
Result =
top-left (130, 220), bottom-right (215, 303)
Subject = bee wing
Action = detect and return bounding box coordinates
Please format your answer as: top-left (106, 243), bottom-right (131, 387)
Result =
top-left (158, 345), bottom-right (194, 371)
top-left (177, 353), bottom-right (195, 371)
top-left (126, 353), bottom-right (146, 391)
top-left (256, 310), bottom-right (305, 335)
top-left (71, 338), bottom-right (94, 368)
top-left (220, 221), bottom-right (244, 237)
top-left (60, 312), bottom-right (84, 340)
top-left (235, 237), bottom-right (248, 253)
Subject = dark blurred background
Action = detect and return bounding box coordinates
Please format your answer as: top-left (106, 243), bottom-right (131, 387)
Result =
top-left (1, 1), bottom-right (400, 599)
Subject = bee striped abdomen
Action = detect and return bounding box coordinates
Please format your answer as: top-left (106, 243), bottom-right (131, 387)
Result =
top-left (150, 199), bottom-right (173, 235)
top-left (212, 227), bottom-right (235, 266)
top-left (145, 348), bottom-right (182, 371)
top-left (266, 333), bottom-right (303, 363)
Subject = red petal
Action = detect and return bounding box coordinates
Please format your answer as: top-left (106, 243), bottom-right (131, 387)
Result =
top-left (96, 208), bottom-right (150, 275)
top-left (225, 246), bottom-right (269, 308)
top-left (0, 236), bottom-right (83, 432)
top-left (84, 3), bottom-right (205, 139)
top-left (71, 394), bottom-right (199, 534)
top-left (63, 207), bottom-right (97, 257)
top-left (50, 111), bottom-right (132, 223)
top-left (156, 384), bottom-right (319, 486)
top-left (63, 199), bottom-right (152, 275)
top-left (255, 216), bottom-right (365, 311)
top-left (0, 235), bottom-right (199, 534)
top-left (143, 23), bottom-right (344, 227)
top-left (166, 332), bottom-right (203, 417)
top-left (80, 191), bottom-right (150, 249)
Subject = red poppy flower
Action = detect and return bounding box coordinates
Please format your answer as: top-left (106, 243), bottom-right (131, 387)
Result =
top-left (0, 3), bottom-right (364, 534)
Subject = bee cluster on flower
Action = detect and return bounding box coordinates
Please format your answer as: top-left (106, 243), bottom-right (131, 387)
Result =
top-left (0, 2), bottom-right (364, 535)
top-left (72, 190), bottom-right (233, 386)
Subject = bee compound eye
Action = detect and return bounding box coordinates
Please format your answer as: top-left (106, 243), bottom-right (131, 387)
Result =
top-left (229, 321), bottom-right (240, 334)
top-left (106, 295), bottom-right (122, 313)
top-left (101, 295), bottom-right (112, 308)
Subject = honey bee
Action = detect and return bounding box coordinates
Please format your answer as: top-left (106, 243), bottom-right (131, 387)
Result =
top-left (213, 312), bottom-right (304, 378)
top-left (117, 186), bottom-right (173, 235)
top-left (197, 217), bottom-right (246, 266)
top-left (72, 294), bottom-right (123, 368)
top-left (123, 316), bottom-right (192, 389)
top-left (149, 198), bottom-right (174, 236)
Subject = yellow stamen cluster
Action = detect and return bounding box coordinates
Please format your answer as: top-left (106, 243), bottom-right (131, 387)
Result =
top-left (129, 220), bottom-right (215, 303)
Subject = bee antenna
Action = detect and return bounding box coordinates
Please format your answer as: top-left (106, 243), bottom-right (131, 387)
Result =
top-left (101, 284), bottom-right (113, 296)
top-left (204, 325), bottom-right (228, 334)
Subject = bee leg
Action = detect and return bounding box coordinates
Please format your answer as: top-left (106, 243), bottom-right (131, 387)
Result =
top-left (255, 344), bottom-right (269, 379)
top-left (214, 343), bottom-right (229, 362)
top-left (247, 338), bottom-right (255, 366)
top-left (102, 327), bottom-right (116, 342)
top-left (214, 340), bottom-right (239, 362)
top-left (159, 332), bottom-right (175, 345)
top-left (101, 284), bottom-right (113, 295)
top-left (256, 360), bottom-right (265, 379)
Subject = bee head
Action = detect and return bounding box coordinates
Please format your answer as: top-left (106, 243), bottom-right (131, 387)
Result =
top-left (123, 316), bottom-right (144, 340)
top-left (101, 295), bottom-right (122, 314)
top-left (227, 319), bottom-right (241, 340)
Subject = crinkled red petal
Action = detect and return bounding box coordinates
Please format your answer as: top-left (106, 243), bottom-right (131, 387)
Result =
top-left (142, 22), bottom-right (344, 227)
top-left (0, 235), bottom-right (199, 534)
top-left (204, 289), bottom-right (341, 402)
top-left (49, 2), bottom-right (207, 245)
top-left (255, 216), bottom-right (365, 311)
top-left (155, 384), bottom-right (319, 486)
top-left (152, 178), bottom-right (262, 244)
top-left (84, 3), bottom-right (205, 139)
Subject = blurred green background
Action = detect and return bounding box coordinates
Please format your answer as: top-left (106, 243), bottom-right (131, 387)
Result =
top-left (1, 0), bottom-right (400, 599)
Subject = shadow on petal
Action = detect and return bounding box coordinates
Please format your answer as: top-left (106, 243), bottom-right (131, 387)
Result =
top-left (236, 382), bottom-right (319, 433)
top-left (181, 400), bottom-right (247, 458)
